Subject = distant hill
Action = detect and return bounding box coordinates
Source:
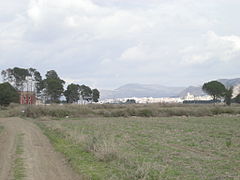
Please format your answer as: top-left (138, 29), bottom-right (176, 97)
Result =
top-left (100, 78), bottom-right (240, 100)
top-left (100, 84), bottom-right (185, 100)
top-left (218, 78), bottom-right (240, 88)
top-left (178, 86), bottom-right (205, 97)
top-left (179, 78), bottom-right (240, 97)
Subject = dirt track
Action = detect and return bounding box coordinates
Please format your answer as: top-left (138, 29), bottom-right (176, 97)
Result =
top-left (0, 118), bottom-right (81, 180)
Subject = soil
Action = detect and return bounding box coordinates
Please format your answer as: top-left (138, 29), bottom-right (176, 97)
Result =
top-left (0, 118), bottom-right (82, 180)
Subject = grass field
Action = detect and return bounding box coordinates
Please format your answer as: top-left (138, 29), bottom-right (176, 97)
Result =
top-left (0, 125), bottom-right (3, 134)
top-left (36, 116), bottom-right (240, 180)
top-left (13, 133), bottom-right (25, 180)
top-left (3, 103), bottom-right (240, 118)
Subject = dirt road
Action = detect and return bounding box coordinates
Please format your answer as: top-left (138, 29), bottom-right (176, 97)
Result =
top-left (0, 118), bottom-right (82, 180)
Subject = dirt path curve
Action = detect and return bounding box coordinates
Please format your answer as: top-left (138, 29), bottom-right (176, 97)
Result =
top-left (0, 118), bottom-right (82, 180)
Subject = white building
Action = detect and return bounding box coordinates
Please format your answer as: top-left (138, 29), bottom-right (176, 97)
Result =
top-left (183, 92), bottom-right (212, 101)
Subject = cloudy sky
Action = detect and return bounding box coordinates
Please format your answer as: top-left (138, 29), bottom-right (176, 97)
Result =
top-left (1, 0), bottom-right (240, 89)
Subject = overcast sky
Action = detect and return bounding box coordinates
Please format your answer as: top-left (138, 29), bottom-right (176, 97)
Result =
top-left (1, 0), bottom-right (240, 89)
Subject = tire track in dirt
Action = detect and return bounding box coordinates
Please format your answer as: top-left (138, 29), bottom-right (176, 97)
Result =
top-left (0, 118), bottom-right (17, 180)
top-left (0, 118), bottom-right (82, 180)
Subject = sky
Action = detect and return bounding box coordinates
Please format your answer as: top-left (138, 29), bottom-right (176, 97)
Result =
top-left (1, 0), bottom-right (240, 89)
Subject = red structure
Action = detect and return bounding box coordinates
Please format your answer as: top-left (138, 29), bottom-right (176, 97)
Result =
top-left (20, 92), bottom-right (36, 105)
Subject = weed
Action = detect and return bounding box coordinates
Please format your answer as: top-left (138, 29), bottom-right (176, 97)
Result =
top-left (137, 109), bottom-right (154, 117)
top-left (0, 126), bottom-right (4, 134)
top-left (225, 138), bottom-right (232, 148)
top-left (36, 122), bottom-right (119, 180)
top-left (2, 103), bottom-right (240, 118)
top-left (36, 116), bottom-right (240, 179)
top-left (13, 133), bottom-right (25, 180)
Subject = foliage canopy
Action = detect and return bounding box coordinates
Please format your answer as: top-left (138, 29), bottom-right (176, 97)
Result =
top-left (64, 84), bottom-right (80, 103)
top-left (42, 70), bottom-right (65, 103)
top-left (0, 82), bottom-right (19, 106)
top-left (202, 81), bottom-right (226, 101)
top-left (92, 89), bottom-right (100, 102)
top-left (224, 87), bottom-right (233, 106)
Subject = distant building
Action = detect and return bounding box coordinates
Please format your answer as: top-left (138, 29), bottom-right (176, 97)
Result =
top-left (99, 97), bottom-right (183, 104)
top-left (183, 92), bottom-right (212, 101)
top-left (78, 96), bottom-right (93, 104)
top-left (19, 92), bottom-right (36, 105)
top-left (183, 100), bottom-right (221, 104)
top-left (182, 92), bottom-right (217, 104)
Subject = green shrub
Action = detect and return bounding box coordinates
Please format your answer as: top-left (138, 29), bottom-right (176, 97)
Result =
top-left (137, 109), bottom-right (154, 117)
top-left (2, 103), bottom-right (240, 118)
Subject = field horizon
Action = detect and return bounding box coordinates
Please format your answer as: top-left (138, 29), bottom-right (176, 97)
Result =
top-left (0, 104), bottom-right (240, 179)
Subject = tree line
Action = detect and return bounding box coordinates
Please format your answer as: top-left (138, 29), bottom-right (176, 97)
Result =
top-left (0, 67), bottom-right (100, 106)
top-left (202, 80), bottom-right (240, 105)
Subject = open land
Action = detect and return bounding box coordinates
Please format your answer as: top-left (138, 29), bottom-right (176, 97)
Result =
top-left (0, 117), bottom-right (81, 180)
top-left (0, 104), bottom-right (240, 179)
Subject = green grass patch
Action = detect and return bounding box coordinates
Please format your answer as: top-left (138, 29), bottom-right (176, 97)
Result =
top-left (13, 133), bottom-right (25, 180)
top-left (36, 122), bottom-right (120, 180)
top-left (37, 116), bottom-right (240, 179)
top-left (0, 126), bottom-right (4, 134)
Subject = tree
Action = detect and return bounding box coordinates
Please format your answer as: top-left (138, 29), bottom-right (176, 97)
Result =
top-left (79, 85), bottom-right (92, 101)
top-left (224, 87), bottom-right (233, 106)
top-left (0, 82), bottom-right (19, 106)
top-left (126, 99), bottom-right (136, 104)
top-left (1, 67), bottom-right (30, 90)
top-left (234, 94), bottom-right (240, 103)
top-left (42, 70), bottom-right (65, 103)
top-left (45, 70), bottom-right (59, 79)
top-left (64, 84), bottom-right (80, 103)
top-left (28, 68), bottom-right (43, 95)
top-left (1, 67), bottom-right (42, 94)
top-left (202, 81), bottom-right (226, 102)
top-left (92, 89), bottom-right (100, 102)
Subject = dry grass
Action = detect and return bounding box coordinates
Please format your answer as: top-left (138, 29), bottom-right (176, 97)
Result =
top-left (37, 116), bottom-right (240, 179)
top-left (2, 103), bottom-right (240, 118)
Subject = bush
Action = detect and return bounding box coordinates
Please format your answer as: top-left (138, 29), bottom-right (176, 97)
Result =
top-left (2, 103), bottom-right (240, 118)
top-left (0, 83), bottom-right (19, 106)
top-left (137, 109), bottom-right (154, 117)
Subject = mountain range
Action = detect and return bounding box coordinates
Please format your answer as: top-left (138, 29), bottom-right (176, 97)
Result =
top-left (100, 78), bottom-right (240, 100)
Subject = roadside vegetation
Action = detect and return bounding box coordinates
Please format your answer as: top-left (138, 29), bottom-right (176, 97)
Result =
top-left (2, 103), bottom-right (240, 119)
top-left (13, 133), bottom-right (25, 180)
top-left (37, 122), bottom-right (119, 179)
top-left (36, 116), bottom-right (240, 179)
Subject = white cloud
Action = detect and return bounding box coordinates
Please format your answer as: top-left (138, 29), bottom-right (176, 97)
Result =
top-left (120, 43), bottom-right (151, 62)
top-left (181, 31), bottom-right (240, 64)
top-left (1, 0), bottom-right (240, 88)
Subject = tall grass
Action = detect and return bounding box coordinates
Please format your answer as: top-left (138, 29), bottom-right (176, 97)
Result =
top-left (37, 116), bottom-right (240, 179)
top-left (2, 103), bottom-right (240, 118)
top-left (36, 122), bottom-right (120, 179)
